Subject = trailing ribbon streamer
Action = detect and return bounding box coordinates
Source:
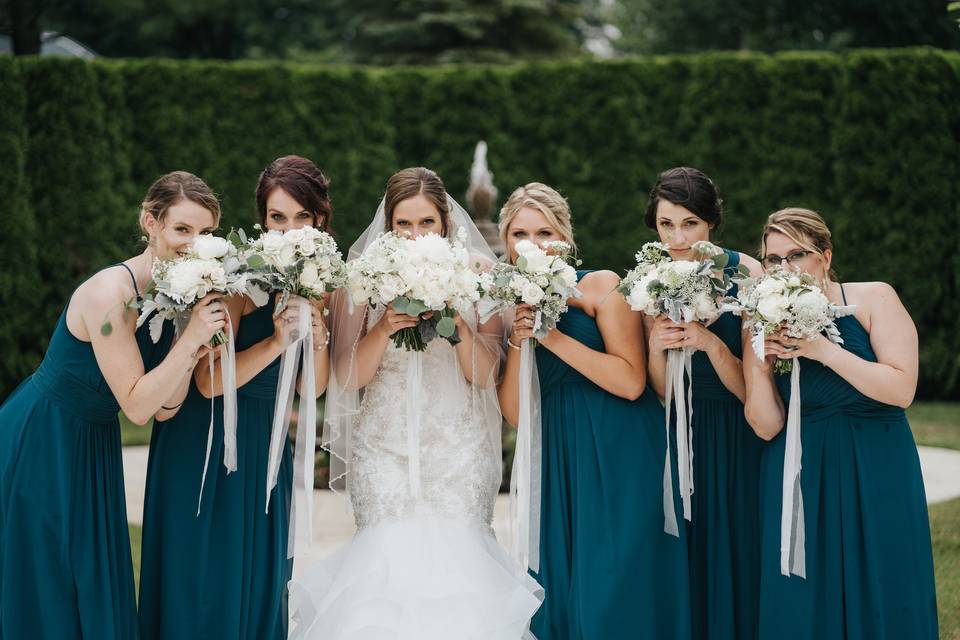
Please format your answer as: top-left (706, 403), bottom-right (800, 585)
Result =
top-left (780, 361), bottom-right (806, 577)
top-left (510, 338), bottom-right (542, 572)
top-left (264, 297), bottom-right (319, 559)
top-left (197, 322), bottom-right (239, 515)
top-left (405, 351), bottom-right (423, 499)
top-left (663, 345), bottom-right (694, 536)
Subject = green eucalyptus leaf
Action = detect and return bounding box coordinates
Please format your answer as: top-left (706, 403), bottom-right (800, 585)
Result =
top-left (436, 316), bottom-right (456, 338)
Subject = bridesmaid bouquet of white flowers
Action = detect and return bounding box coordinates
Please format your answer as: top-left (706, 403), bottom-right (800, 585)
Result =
top-left (723, 268), bottom-right (855, 578)
top-left (476, 239), bottom-right (579, 573)
top-left (617, 239), bottom-right (741, 537)
top-left (137, 234), bottom-right (255, 345)
top-left (236, 226), bottom-right (347, 315)
top-left (476, 239), bottom-right (581, 342)
top-left (725, 269), bottom-right (855, 374)
top-left (228, 227), bottom-right (346, 539)
top-left (346, 229), bottom-right (481, 351)
top-left (139, 234), bottom-right (267, 504)
top-left (617, 240), bottom-right (738, 324)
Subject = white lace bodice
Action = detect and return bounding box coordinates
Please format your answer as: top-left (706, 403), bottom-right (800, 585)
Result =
top-left (348, 336), bottom-right (502, 531)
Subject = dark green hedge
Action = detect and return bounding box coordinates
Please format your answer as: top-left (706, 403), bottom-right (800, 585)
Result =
top-left (1, 49), bottom-right (958, 398)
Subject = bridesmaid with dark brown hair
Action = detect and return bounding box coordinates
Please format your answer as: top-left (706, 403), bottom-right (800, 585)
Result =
top-left (139, 156), bottom-right (333, 639)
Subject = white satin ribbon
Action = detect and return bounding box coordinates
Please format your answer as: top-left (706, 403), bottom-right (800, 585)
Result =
top-left (197, 323), bottom-right (239, 515)
top-left (264, 298), bottom-right (318, 559)
top-left (405, 351), bottom-right (423, 499)
top-left (663, 346), bottom-right (694, 536)
top-left (510, 338), bottom-right (542, 572)
top-left (780, 361), bottom-right (805, 577)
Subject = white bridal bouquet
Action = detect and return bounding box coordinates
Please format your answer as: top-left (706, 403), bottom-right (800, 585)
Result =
top-left (345, 230), bottom-right (481, 352)
top-left (617, 240), bottom-right (741, 537)
top-left (476, 239), bottom-right (580, 573)
top-left (725, 268), bottom-right (854, 374)
top-left (476, 239), bottom-right (581, 339)
top-left (723, 267), bottom-right (855, 579)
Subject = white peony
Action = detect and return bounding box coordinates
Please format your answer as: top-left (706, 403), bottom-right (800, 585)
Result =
top-left (757, 294), bottom-right (789, 324)
top-left (755, 276), bottom-right (786, 298)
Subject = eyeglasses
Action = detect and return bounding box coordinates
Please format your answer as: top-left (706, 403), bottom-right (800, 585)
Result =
top-left (761, 250), bottom-right (812, 269)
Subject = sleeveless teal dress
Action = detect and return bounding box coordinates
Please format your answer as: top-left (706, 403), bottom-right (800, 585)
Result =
top-left (0, 264), bottom-right (171, 638)
top-left (530, 271), bottom-right (691, 640)
top-left (139, 295), bottom-right (293, 639)
top-left (686, 249), bottom-right (764, 640)
top-left (758, 288), bottom-right (938, 639)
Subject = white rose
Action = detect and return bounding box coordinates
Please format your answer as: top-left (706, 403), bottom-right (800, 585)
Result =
top-left (514, 240), bottom-right (537, 256)
top-left (693, 293), bottom-right (718, 321)
top-left (192, 235), bottom-right (231, 260)
top-left (755, 276), bottom-right (786, 298)
top-left (625, 274), bottom-right (655, 312)
top-left (519, 246), bottom-right (552, 274)
top-left (283, 228), bottom-right (306, 245)
top-left (277, 242), bottom-right (298, 268)
top-left (300, 261), bottom-right (321, 290)
top-left (378, 274), bottom-right (406, 302)
top-left (521, 282), bottom-right (545, 305)
top-left (792, 289), bottom-right (829, 316)
top-left (558, 264), bottom-right (578, 287)
top-left (259, 231), bottom-right (285, 253)
top-left (509, 275), bottom-right (529, 298)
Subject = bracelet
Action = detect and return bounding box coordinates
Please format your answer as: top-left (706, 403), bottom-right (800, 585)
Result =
top-left (507, 337), bottom-right (522, 351)
top-left (313, 329), bottom-right (331, 352)
top-left (162, 402), bottom-right (183, 410)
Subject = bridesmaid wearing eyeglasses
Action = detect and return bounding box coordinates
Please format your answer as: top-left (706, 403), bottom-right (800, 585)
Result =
top-left (642, 167), bottom-right (765, 640)
top-left (744, 208), bottom-right (937, 639)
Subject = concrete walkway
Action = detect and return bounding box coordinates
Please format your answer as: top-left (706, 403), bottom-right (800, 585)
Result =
top-left (123, 444), bottom-right (960, 573)
top-left (122, 446), bottom-right (514, 575)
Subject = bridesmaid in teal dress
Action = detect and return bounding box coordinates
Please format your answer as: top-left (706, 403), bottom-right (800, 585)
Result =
top-left (497, 183), bottom-right (691, 639)
top-left (643, 167), bottom-right (765, 639)
top-left (139, 156), bottom-right (332, 639)
top-left (744, 208), bottom-right (938, 639)
top-left (0, 171), bottom-right (226, 638)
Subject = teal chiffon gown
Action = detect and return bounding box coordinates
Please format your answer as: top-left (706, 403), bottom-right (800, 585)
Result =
top-left (138, 295), bottom-right (293, 639)
top-left (686, 249), bottom-right (764, 640)
top-left (0, 264), bottom-right (171, 638)
top-left (758, 287), bottom-right (938, 639)
top-left (529, 271), bottom-right (691, 640)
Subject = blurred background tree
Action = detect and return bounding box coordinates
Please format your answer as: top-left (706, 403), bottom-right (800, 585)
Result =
top-left (4, 0), bottom-right (958, 59)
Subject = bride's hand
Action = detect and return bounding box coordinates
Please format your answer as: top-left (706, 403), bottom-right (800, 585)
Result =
top-left (375, 303), bottom-right (421, 338)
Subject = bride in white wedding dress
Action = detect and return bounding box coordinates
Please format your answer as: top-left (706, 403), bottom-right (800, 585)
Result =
top-left (289, 167), bottom-right (542, 640)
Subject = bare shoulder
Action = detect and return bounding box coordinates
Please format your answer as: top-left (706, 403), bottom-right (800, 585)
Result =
top-left (72, 266), bottom-right (136, 313)
top-left (842, 281), bottom-right (901, 308)
top-left (579, 269), bottom-right (620, 294)
top-left (579, 270), bottom-right (628, 315)
top-left (737, 253), bottom-right (763, 277)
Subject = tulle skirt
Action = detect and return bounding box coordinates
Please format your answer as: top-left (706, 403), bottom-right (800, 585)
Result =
top-left (289, 515), bottom-right (543, 639)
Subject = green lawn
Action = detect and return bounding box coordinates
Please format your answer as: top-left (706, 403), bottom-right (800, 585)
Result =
top-left (120, 413), bottom-right (152, 447)
top-left (932, 498), bottom-right (960, 640)
top-left (130, 524), bottom-right (142, 596)
top-left (908, 401), bottom-right (960, 451)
